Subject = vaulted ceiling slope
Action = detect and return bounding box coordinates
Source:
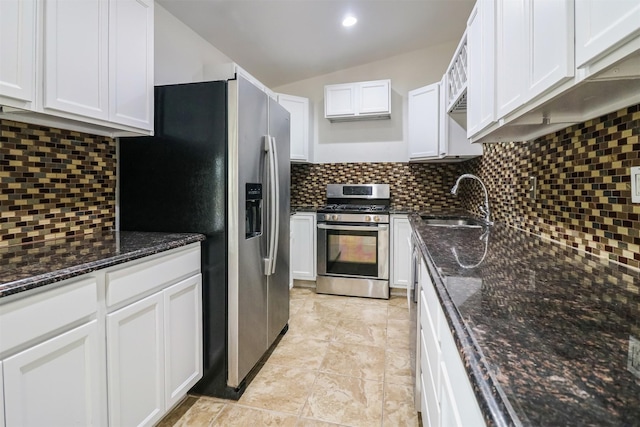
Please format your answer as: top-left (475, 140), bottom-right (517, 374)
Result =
top-left (157, 0), bottom-right (475, 87)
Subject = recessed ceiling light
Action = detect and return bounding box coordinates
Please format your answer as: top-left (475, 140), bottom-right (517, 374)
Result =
top-left (342, 15), bottom-right (357, 27)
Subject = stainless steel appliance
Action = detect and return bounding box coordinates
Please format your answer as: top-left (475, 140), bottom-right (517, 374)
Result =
top-left (316, 184), bottom-right (390, 299)
top-left (119, 75), bottom-right (290, 399)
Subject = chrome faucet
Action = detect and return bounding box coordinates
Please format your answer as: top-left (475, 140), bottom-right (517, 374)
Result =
top-left (451, 174), bottom-right (493, 225)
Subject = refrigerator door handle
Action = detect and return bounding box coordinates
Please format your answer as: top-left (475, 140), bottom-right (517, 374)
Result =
top-left (263, 135), bottom-right (277, 276)
top-left (270, 135), bottom-right (280, 275)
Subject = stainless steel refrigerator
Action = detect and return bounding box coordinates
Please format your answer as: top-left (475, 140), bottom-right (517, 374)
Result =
top-left (119, 75), bottom-right (290, 399)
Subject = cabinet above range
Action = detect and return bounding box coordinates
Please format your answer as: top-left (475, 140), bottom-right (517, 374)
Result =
top-left (324, 79), bottom-right (391, 122)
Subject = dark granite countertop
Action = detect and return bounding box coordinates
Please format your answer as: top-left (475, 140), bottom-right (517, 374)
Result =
top-left (0, 231), bottom-right (205, 299)
top-left (409, 213), bottom-right (640, 427)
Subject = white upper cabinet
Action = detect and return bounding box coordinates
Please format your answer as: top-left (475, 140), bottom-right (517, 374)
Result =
top-left (277, 93), bottom-right (311, 162)
top-left (358, 80), bottom-right (391, 114)
top-left (408, 82), bottom-right (440, 160)
top-left (495, 0), bottom-right (574, 119)
top-left (525, 0), bottom-right (574, 100)
top-left (43, 0), bottom-right (110, 120)
top-left (409, 77), bottom-right (482, 162)
top-left (0, 0), bottom-right (36, 108)
top-left (325, 79), bottom-right (391, 121)
top-left (445, 33), bottom-right (468, 113)
top-left (466, 0), bottom-right (496, 138)
top-left (439, 75), bottom-right (483, 160)
top-left (495, 0), bottom-right (526, 118)
top-left (325, 83), bottom-right (356, 117)
top-left (0, 0), bottom-right (154, 136)
top-left (575, 0), bottom-right (640, 69)
top-left (109, 0), bottom-right (154, 130)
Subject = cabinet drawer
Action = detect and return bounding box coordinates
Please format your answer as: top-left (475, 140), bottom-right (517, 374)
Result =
top-left (420, 324), bottom-right (441, 400)
top-left (420, 287), bottom-right (440, 348)
top-left (0, 277), bottom-right (97, 354)
top-left (106, 245), bottom-right (200, 308)
top-left (420, 361), bottom-right (440, 427)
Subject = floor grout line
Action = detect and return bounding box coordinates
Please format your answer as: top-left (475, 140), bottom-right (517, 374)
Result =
top-left (162, 288), bottom-right (418, 426)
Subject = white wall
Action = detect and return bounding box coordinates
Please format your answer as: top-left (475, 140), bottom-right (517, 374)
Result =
top-left (154, 5), bottom-right (231, 85)
top-left (273, 42), bottom-right (457, 163)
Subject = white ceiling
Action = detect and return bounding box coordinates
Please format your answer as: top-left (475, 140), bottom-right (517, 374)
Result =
top-left (156, 0), bottom-right (476, 88)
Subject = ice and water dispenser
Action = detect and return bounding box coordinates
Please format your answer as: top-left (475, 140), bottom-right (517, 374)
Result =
top-left (245, 183), bottom-right (262, 238)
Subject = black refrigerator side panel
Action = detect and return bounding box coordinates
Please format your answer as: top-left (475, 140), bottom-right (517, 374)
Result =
top-left (119, 81), bottom-right (229, 394)
top-left (120, 81), bottom-right (227, 235)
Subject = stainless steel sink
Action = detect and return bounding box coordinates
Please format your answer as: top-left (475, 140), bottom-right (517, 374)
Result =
top-left (420, 216), bottom-right (487, 228)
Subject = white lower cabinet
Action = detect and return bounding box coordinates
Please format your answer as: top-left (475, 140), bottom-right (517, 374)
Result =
top-left (0, 243), bottom-right (202, 427)
top-left (3, 321), bottom-right (104, 427)
top-left (415, 253), bottom-right (485, 427)
top-left (107, 293), bottom-right (165, 427)
top-left (290, 213), bottom-right (316, 281)
top-left (391, 215), bottom-right (411, 288)
top-left (164, 275), bottom-right (203, 408)
top-left (439, 306), bottom-right (485, 427)
top-left (107, 273), bottom-right (203, 427)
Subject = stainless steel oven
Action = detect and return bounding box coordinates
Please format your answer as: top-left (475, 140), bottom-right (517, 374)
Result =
top-left (316, 184), bottom-right (390, 299)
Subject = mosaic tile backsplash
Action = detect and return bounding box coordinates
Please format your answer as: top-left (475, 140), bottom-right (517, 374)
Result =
top-left (291, 162), bottom-right (466, 211)
top-left (0, 120), bottom-right (116, 247)
top-left (292, 104), bottom-right (640, 269)
top-left (462, 104), bottom-right (640, 269)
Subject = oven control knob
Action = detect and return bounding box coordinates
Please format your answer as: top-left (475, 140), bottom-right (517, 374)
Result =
top-left (324, 214), bottom-right (331, 221)
top-left (365, 216), bottom-right (371, 222)
top-left (373, 216), bottom-right (380, 222)
top-left (332, 214), bottom-right (339, 221)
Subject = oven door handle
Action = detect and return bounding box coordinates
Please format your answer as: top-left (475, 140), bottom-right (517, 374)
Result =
top-left (317, 224), bottom-right (389, 232)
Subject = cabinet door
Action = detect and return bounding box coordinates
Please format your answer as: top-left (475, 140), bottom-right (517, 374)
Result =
top-left (164, 275), bottom-right (203, 409)
top-left (575, 0), bottom-right (640, 68)
top-left (278, 94), bottom-right (310, 162)
top-left (325, 83), bottom-right (356, 117)
top-left (440, 362), bottom-right (463, 427)
top-left (526, 0), bottom-right (574, 101)
top-left (439, 308), bottom-right (485, 427)
top-left (358, 80), bottom-right (390, 114)
top-left (290, 213), bottom-right (316, 280)
top-left (3, 321), bottom-right (104, 427)
top-left (408, 83), bottom-right (440, 159)
top-left (109, 0), bottom-right (154, 130)
top-left (107, 292), bottom-right (164, 427)
top-left (0, 0), bottom-right (35, 106)
top-left (391, 216), bottom-right (411, 288)
top-left (467, 0), bottom-right (496, 138)
top-left (495, 0), bottom-right (526, 119)
top-left (43, 0), bottom-right (109, 120)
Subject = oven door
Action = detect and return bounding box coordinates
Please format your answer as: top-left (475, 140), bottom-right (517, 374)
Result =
top-left (317, 223), bottom-right (389, 280)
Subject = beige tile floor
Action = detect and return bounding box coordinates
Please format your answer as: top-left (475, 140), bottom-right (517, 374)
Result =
top-left (158, 287), bottom-right (420, 427)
